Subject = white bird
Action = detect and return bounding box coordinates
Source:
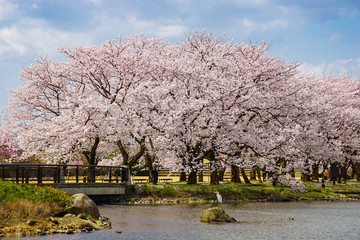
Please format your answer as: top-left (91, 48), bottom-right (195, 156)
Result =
top-left (215, 191), bottom-right (222, 204)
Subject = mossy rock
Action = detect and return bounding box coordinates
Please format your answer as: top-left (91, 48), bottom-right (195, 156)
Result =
top-left (60, 214), bottom-right (103, 230)
top-left (200, 207), bottom-right (236, 223)
top-left (66, 193), bottom-right (100, 219)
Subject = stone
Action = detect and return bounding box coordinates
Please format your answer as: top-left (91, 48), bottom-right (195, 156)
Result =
top-left (200, 207), bottom-right (236, 223)
top-left (60, 214), bottom-right (104, 231)
top-left (18, 232), bottom-right (26, 237)
top-left (77, 213), bottom-right (86, 219)
top-left (66, 193), bottom-right (100, 219)
top-left (49, 217), bottom-right (59, 225)
top-left (84, 226), bottom-right (93, 231)
top-left (65, 229), bottom-right (74, 234)
top-left (27, 220), bottom-right (36, 226)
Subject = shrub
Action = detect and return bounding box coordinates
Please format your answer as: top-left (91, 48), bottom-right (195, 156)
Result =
top-left (0, 199), bottom-right (62, 222)
top-left (0, 180), bottom-right (71, 207)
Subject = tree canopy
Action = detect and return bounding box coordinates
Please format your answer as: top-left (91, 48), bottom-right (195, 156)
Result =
top-left (3, 32), bottom-right (360, 186)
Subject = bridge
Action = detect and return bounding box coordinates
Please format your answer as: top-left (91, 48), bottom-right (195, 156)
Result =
top-left (0, 163), bottom-right (130, 202)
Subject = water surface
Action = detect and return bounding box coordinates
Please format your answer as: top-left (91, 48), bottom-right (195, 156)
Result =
top-left (15, 201), bottom-right (360, 240)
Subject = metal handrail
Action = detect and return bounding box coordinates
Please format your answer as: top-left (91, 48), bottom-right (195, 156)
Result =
top-left (0, 163), bottom-right (128, 184)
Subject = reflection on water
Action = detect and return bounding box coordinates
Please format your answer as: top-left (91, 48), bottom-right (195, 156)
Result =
top-left (14, 201), bottom-right (360, 240)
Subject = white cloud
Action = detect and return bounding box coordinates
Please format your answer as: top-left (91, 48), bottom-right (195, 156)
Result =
top-left (126, 14), bottom-right (188, 38)
top-left (299, 62), bottom-right (326, 78)
top-left (82, 0), bottom-right (103, 4)
top-left (339, 7), bottom-right (359, 18)
top-left (0, 19), bottom-right (92, 58)
top-left (262, 19), bottom-right (288, 31)
top-left (241, 18), bottom-right (288, 33)
top-left (93, 13), bottom-right (187, 40)
top-left (300, 59), bottom-right (360, 78)
top-left (0, 0), bottom-right (18, 21)
top-left (30, 3), bottom-right (40, 10)
top-left (0, 26), bottom-right (26, 55)
top-left (242, 18), bottom-right (256, 31)
top-left (169, 0), bottom-right (194, 4)
top-left (229, 0), bottom-right (268, 6)
top-left (157, 25), bottom-right (188, 38)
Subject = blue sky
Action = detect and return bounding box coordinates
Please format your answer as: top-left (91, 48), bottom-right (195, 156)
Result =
top-left (0, 0), bottom-right (360, 110)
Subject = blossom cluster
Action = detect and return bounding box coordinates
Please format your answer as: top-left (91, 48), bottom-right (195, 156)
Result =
top-left (3, 32), bottom-right (360, 184)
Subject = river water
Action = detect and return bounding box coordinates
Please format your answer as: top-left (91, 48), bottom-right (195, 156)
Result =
top-left (14, 201), bottom-right (360, 240)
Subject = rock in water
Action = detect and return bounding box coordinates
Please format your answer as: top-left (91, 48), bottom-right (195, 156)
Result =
top-left (66, 193), bottom-right (100, 219)
top-left (60, 214), bottom-right (104, 230)
top-left (200, 207), bottom-right (236, 223)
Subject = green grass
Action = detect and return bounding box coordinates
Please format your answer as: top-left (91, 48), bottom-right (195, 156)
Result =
top-left (129, 181), bottom-right (360, 202)
top-left (0, 180), bottom-right (71, 207)
top-left (0, 180), bottom-right (71, 229)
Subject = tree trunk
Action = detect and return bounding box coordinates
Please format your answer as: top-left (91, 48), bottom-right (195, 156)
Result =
top-left (187, 170), bottom-right (197, 184)
top-left (117, 136), bottom-right (146, 174)
top-left (301, 162), bottom-right (311, 182)
top-left (354, 163), bottom-right (360, 181)
top-left (82, 136), bottom-right (100, 183)
top-left (340, 165), bottom-right (347, 184)
top-left (257, 169), bottom-right (262, 183)
top-left (198, 158), bottom-right (204, 182)
top-left (350, 162), bottom-right (355, 179)
top-left (241, 168), bottom-right (250, 184)
top-left (218, 167), bottom-right (225, 182)
top-left (198, 170), bottom-right (203, 182)
top-left (144, 152), bottom-right (155, 182)
top-left (231, 165), bottom-right (241, 183)
top-left (301, 173), bottom-right (311, 182)
top-left (311, 163), bottom-right (319, 182)
top-left (82, 136), bottom-right (100, 165)
top-left (210, 169), bottom-right (219, 185)
top-left (290, 169), bottom-right (295, 178)
top-left (250, 168), bottom-right (257, 181)
top-left (206, 150), bottom-right (220, 185)
top-left (90, 136), bottom-right (100, 165)
top-left (88, 166), bottom-right (96, 183)
top-left (330, 162), bottom-right (339, 185)
top-left (179, 171), bottom-right (187, 182)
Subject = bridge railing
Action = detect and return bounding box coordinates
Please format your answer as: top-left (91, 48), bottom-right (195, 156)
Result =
top-left (0, 164), bottom-right (128, 184)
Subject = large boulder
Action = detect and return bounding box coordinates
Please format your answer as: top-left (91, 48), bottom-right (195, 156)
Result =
top-left (200, 207), bottom-right (236, 223)
top-left (60, 214), bottom-right (103, 230)
top-left (66, 193), bottom-right (100, 219)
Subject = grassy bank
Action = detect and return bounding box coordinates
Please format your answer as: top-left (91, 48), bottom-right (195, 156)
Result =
top-left (127, 181), bottom-right (360, 204)
top-left (0, 180), bottom-right (71, 236)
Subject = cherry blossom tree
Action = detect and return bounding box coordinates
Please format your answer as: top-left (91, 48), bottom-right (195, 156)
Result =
top-left (6, 57), bottom-right (105, 166)
top-left (306, 73), bottom-right (360, 183)
top-left (5, 31), bottom-right (360, 188)
top-left (0, 126), bottom-right (21, 163)
top-left (58, 34), bottom-right (169, 173)
top-left (7, 34), bottom-right (168, 176)
top-left (137, 32), bottom-right (313, 185)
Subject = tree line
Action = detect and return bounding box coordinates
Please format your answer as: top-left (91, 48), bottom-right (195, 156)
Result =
top-left (1, 32), bottom-right (360, 188)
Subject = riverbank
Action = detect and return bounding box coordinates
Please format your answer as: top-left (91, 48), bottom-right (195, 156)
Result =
top-left (0, 181), bottom-right (109, 238)
top-left (1, 180), bottom-right (359, 238)
top-left (125, 180), bottom-right (360, 204)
